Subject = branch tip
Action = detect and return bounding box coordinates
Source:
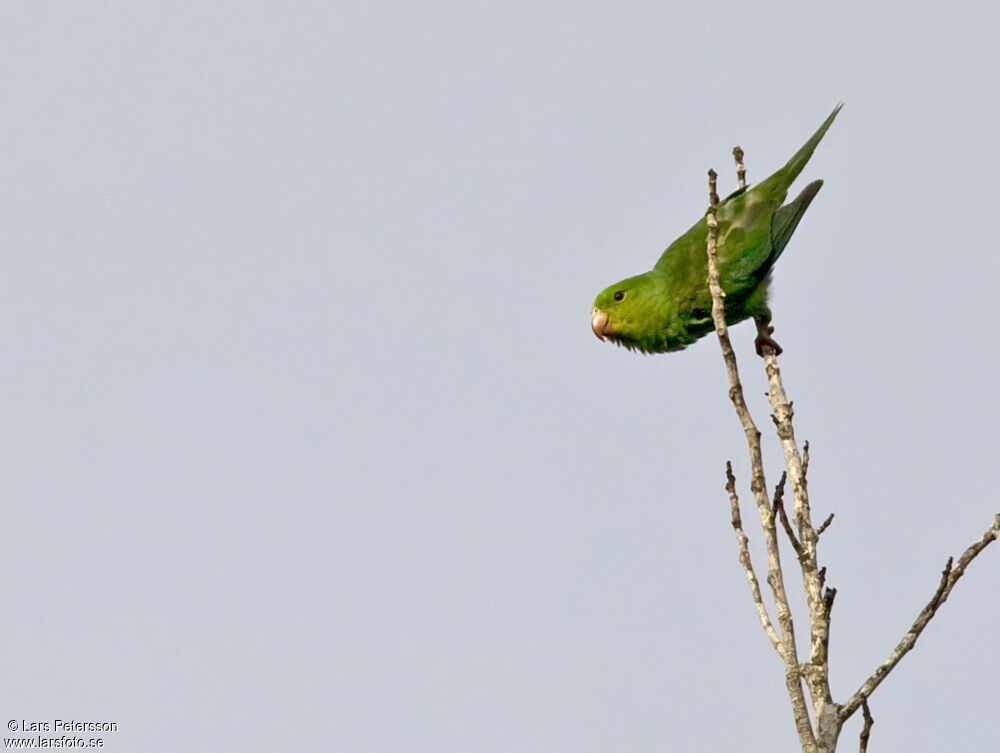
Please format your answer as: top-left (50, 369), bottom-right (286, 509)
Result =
top-left (859, 700), bottom-right (873, 753)
top-left (732, 146), bottom-right (747, 189)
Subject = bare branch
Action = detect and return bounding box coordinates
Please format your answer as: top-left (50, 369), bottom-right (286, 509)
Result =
top-left (705, 170), bottom-right (817, 753)
top-left (708, 168), bottom-right (719, 207)
top-left (732, 146), bottom-right (747, 189)
top-left (763, 355), bottom-right (831, 708)
top-left (771, 472), bottom-right (786, 508)
top-left (817, 513), bottom-right (835, 537)
top-left (802, 440), bottom-right (810, 479)
top-left (840, 512), bottom-right (1000, 720)
top-left (774, 472), bottom-right (804, 557)
top-left (727, 462), bottom-right (780, 652)
top-left (858, 700), bottom-right (873, 753)
top-left (941, 512), bottom-right (1000, 599)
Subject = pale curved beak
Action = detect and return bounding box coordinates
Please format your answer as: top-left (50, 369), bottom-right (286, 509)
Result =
top-left (591, 308), bottom-right (609, 341)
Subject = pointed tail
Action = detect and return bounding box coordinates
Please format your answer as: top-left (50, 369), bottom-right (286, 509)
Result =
top-left (760, 104), bottom-right (842, 195)
top-left (771, 179), bottom-right (823, 258)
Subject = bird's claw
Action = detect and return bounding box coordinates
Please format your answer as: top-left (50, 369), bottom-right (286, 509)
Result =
top-left (754, 323), bottom-right (783, 357)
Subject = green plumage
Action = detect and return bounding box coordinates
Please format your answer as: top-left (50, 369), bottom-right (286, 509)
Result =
top-left (591, 105), bottom-right (840, 354)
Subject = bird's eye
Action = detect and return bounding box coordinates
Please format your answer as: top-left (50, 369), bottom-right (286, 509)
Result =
top-left (613, 290), bottom-right (626, 302)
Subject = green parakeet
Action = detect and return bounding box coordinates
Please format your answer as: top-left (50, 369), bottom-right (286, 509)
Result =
top-left (591, 105), bottom-right (840, 356)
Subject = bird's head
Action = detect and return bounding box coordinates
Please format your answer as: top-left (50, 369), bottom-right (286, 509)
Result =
top-left (591, 273), bottom-right (663, 352)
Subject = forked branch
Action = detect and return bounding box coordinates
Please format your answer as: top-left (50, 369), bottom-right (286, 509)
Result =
top-left (706, 140), bottom-right (998, 753)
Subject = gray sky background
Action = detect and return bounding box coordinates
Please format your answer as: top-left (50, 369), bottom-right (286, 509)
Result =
top-left (2, 2), bottom-right (998, 751)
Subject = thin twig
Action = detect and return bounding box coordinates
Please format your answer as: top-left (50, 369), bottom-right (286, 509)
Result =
top-left (817, 513), bottom-right (835, 537)
top-left (858, 700), bottom-right (873, 753)
top-left (733, 146), bottom-right (747, 189)
top-left (774, 472), bottom-right (804, 557)
top-left (727, 462), bottom-right (780, 652)
top-left (706, 169), bottom-right (817, 753)
top-left (839, 512), bottom-right (1000, 720)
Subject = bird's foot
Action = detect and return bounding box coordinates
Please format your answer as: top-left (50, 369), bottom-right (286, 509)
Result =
top-left (754, 321), bottom-right (783, 357)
